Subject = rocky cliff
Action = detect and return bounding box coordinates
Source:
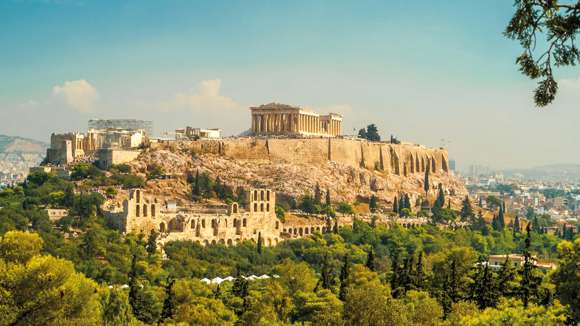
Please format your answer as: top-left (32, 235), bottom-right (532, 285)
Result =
top-left (130, 138), bottom-right (466, 205)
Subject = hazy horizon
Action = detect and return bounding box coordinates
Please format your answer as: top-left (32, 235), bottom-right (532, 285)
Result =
top-left (1, 0), bottom-right (579, 170)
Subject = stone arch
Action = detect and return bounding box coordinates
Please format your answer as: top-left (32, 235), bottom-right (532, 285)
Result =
top-left (191, 220), bottom-right (195, 229)
top-left (267, 238), bottom-right (272, 246)
top-left (390, 148), bottom-right (400, 175)
top-left (159, 222), bottom-right (166, 233)
top-left (293, 228), bottom-right (298, 235)
top-left (274, 238), bottom-right (279, 245)
top-left (409, 154), bottom-right (415, 173)
top-left (143, 204), bottom-right (148, 217)
top-left (195, 224), bottom-right (201, 237)
top-left (219, 239), bottom-right (225, 245)
top-left (316, 226), bottom-right (321, 232)
top-left (211, 240), bottom-right (216, 245)
top-left (305, 227), bottom-right (309, 235)
top-left (311, 226), bottom-right (315, 233)
top-left (227, 239), bottom-right (233, 246)
top-left (151, 204), bottom-right (156, 217)
top-left (203, 240), bottom-right (209, 246)
top-left (169, 217), bottom-right (184, 232)
top-left (231, 202), bottom-right (239, 213)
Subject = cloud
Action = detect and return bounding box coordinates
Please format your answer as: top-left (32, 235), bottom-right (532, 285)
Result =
top-left (52, 79), bottom-right (98, 113)
top-left (170, 79), bottom-right (240, 111)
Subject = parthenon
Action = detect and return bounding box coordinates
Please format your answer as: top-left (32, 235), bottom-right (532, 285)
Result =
top-left (250, 103), bottom-right (342, 137)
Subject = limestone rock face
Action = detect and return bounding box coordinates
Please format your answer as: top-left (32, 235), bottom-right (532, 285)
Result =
top-left (131, 138), bottom-right (466, 204)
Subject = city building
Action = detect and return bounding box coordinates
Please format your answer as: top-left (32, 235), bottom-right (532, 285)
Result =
top-left (250, 103), bottom-right (342, 137)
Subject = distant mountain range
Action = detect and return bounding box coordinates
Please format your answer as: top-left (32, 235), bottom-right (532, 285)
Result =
top-left (0, 135), bottom-right (47, 176)
top-left (503, 164), bottom-right (580, 182)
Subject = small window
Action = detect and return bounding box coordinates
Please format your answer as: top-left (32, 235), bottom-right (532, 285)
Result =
top-left (243, 219), bottom-right (247, 227)
top-left (260, 203), bottom-right (264, 212)
top-left (254, 203), bottom-right (258, 212)
top-left (202, 219), bottom-right (206, 228)
top-left (267, 203), bottom-right (270, 212)
top-left (135, 205), bottom-right (140, 217)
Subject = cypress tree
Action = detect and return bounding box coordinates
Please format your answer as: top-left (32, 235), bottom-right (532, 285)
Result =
top-left (321, 252), bottom-right (333, 290)
top-left (257, 232), bottom-right (263, 255)
top-left (325, 188), bottom-right (331, 206)
top-left (393, 196), bottom-right (399, 214)
top-left (366, 248), bottom-right (376, 272)
top-left (520, 224), bottom-right (540, 307)
top-left (193, 169), bottom-right (200, 198)
top-left (161, 278), bottom-right (175, 321)
top-left (460, 195), bottom-right (474, 221)
top-left (513, 215), bottom-right (521, 235)
top-left (399, 196), bottom-right (406, 215)
top-left (404, 194), bottom-right (411, 210)
top-left (339, 254), bottom-right (350, 301)
top-left (414, 251), bottom-right (424, 289)
top-left (497, 204), bottom-right (505, 231)
top-left (314, 183), bottom-right (322, 205)
top-left (423, 166), bottom-right (430, 203)
top-left (333, 218), bottom-right (339, 234)
top-left (390, 249), bottom-right (400, 290)
top-left (369, 195), bottom-right (378, 212)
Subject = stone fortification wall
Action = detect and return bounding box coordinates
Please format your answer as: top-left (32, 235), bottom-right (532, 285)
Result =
top-left (194, 138), bottom-right (451, 176)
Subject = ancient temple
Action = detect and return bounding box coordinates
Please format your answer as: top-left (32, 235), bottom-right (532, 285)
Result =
top-left (250, 103), bottom-right (342, 137)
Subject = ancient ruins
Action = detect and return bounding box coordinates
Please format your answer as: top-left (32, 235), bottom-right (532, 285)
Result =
top-left (104, 188), bottom-right (331, 246)
top-left (250, 103), bottom-right (342, 137)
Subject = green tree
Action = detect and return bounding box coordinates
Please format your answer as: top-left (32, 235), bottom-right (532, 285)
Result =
top-left (314, 183), bottom-right (322, 205)
top-left (325, 188), bottom-right (331, 206)
top-left (365, 248), bottom-right (376, 272)
top-left (402, 290), bottom-right (444, 326)
top-left (146, 231), bottom-right (158, 255)
top-left (161, 278), bottom-right (176, 322)
top-left (551, 238), bottom-right (580, 322)
top-left (102, 287), bottom-right (134, 326)
top-left (294, 289), bottom-right (343, 325)
top-left (497, 255), bottom-right (518, 298)
top-left (424, 166), bottom-right (430, 204)
top-left (257, 232), bottom-right (263, 255)
top-left (505, 0), bottom-right (580, 107)
top-left (520, 224), bottom-right (541, 307)
top-left (460, 196), bottom-right (474, 221)
top-left (339, 254), bottom-right (350, 301)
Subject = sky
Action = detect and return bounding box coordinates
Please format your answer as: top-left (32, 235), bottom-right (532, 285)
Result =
top-left (0, 0), bottom-right (579, 170)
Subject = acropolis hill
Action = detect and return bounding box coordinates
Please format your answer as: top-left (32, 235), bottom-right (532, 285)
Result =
top-left (132, 136), bottom-right (465, 205)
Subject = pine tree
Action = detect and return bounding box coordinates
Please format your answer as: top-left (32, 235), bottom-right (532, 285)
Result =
top-left (497, 254), bottom-right (517, 298)
top-left (369, 195), bottom-right (378, 212)
top-left (325, 188), bottom-right (331, 207)
top-left (314, 183), bottom-right (322, 205)
top-left (393, 196), bottom-right (399, 214)
top-left (473, 261), bottom-right (497, 309)
top-left (161, 278), bottom-right (175, 321)
top-left (366, 248), bottom-right (376, 272)
top-left (460, 196), bottom-right (474, 221)
top-left (257, 232), bottom-right (263, 255)
top-left (339, 254), bottom-right (350, 301)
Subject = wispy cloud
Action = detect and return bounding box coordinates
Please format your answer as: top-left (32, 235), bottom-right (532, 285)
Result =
top-left (166, 79), bottom-right (240, 111)
top-left (52, 79), bottom-right (98, 113)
